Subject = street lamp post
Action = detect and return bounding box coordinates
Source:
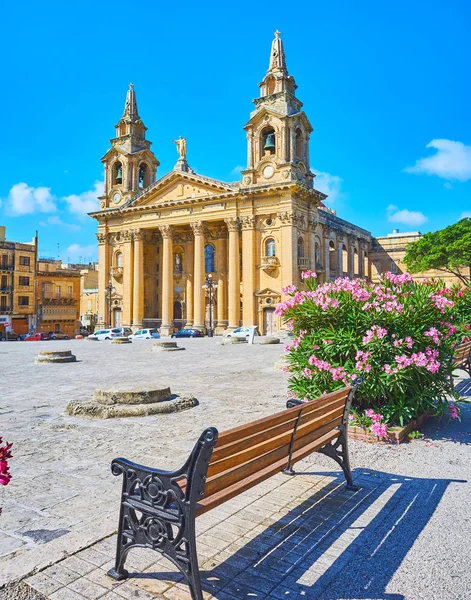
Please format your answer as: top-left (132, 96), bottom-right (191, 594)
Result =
top-left (202, 273), bottom-right (218, 338)
top-left (105, 280), bottom-right (116, 328)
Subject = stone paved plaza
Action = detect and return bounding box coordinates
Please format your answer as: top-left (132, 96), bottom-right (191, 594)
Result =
top-left (1, 339), bottom-right (471, 599)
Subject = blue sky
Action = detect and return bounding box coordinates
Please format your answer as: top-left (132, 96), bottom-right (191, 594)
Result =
top-left (1, 0), bottom-right (470, 261)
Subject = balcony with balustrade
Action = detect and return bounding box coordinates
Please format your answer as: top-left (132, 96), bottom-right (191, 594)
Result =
top-left (261, 256), bottom-right (279, 272)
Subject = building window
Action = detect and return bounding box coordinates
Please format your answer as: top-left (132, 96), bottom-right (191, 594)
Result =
top-left (116, 252), bottom-right (123, 267)
top-left (390, 261), bottom-right (398, 273)
top-left (87, 299), bottom-right (92, 310)
top-left (55, 323), bottom-right (61, 332)
top-left (56, 285), bottom-right (61, 295)
top-left (295, 129), bottom-right (304, 161)
top-left (44, 283), bottom-right (52, 293)
top-left (18, 296), bottom-right (29, 306)
top-left (297, 237), bottom-right (305, 258)
top-left (266, 238), bottom-right (276, 257)
top-left (19, 256), bottom-right (30, 266)
top-left (204, 245), bottom-right (215, 273)
top-left (68, 286), bottom-right (72, 294)
top-left (19, 276), bottom-right (30, 286)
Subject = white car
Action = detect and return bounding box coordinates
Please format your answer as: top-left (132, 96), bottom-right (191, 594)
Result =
top-left (88, 328), bottom-right (122, 340)
top-left (225, 326), bottom-right (260, 339)
top-left (129, 328), bottom-right (161, 340)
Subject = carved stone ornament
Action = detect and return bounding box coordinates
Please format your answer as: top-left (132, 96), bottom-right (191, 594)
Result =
top-left (190, 221), bottom-right (206, 236)
top-left (240, 216), bottom-right (256, 230)
top-left (214, 226), bottom-right (229, 239)
top-left (132, 229), bottom-right (143, 242)
top-left (158, 224), bottom-right (173, 239)
top-left (276, 211), bottom-right (294, 224)
top-left (121, 230), bottom-right (133, 242)
top-left (282, 170), bottom-right (289, 179)
top-left (96, 232), bottom-right (107, 245)
top-left (224, 217), bottom-right (240, 232)
top-left (243, 176), bottom-right (251, 185)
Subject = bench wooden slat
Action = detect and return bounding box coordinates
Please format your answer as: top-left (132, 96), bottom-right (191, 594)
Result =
top-left (203, 416), bottom-right (342, 499)
top-left (207, 404), bottom-right (344, 479)
top-left (196, 429), bottom-right (340, 516)
top-left (215, 387), bottom-right (351, 447)
top-left (210, 396), bottom-right (346, 464)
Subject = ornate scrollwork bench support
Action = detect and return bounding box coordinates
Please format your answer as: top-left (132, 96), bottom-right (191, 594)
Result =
top-left (108, 427), bottom-right (218, 600)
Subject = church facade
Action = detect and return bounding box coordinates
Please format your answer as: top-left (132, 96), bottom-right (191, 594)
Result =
top-left (90, 32), bottom-right (371, 335)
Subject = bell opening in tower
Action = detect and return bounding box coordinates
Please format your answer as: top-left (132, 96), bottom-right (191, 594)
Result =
top-left (261, 128), bottom-right (276, 156)
top-left (139, 163), bottom-right (147, 189)
top-left (114, 162), bottom-right (123, 185)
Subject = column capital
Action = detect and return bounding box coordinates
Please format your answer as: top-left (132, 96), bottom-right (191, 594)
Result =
top-left (224, 217), bottom-right (240, 232)
top-left (132, 228), bottom-right (144, 242)
top-left (96, 232), bottom-right (108, 245)
top-left (240, 215), bottom-right (256, 230)
top-left (158, 224), bottom-right (173, 239)
top-left (190, 221), bottom-right (206, 236)
top-left (121, 229), bottom-right (133, 242)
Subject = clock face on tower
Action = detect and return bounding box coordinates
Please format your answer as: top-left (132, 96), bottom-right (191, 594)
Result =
top-left (263, 165), bottom-right (274, 179)
top-left (113, 192), bottom-right (121, 204)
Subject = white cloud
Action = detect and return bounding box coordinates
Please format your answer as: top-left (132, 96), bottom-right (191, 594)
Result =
top-left (4, 182), bottom-right (57, 215)
top-left (405, 139), bottom-right (471, 182)
top-left (39, 216), bottom-right (81, 231)
top-left (461, 211), bottom-right (471, 219)
top-left (64, 181), bottom-right (104, 218)
top-left (443, 182), bottom-right (453, 189)
top-left (230, 165), bottom-right (244, 177)
top-left (313, 170), bottom-right (343, 204)
top-left (66, 244), bottom-right (97, 261)
top-left (387, 204), bottom-right (428, 227)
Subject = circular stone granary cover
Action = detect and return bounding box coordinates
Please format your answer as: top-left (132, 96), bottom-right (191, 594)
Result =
top-left (35, 350), bottom-right (77, 363)
top-left (66, 385), bottom-right (197, 419)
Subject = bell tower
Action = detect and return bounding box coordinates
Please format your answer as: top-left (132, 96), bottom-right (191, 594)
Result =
top-left (99, 84), bottom-right (160, 209)
top-left (241, 31), bottom-right (314, 188)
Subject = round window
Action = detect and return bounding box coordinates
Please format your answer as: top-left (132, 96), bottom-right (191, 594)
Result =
top-left (266, 298), bottom-right (273, 305)
top-left (266, 218), bottom-right (273, 226)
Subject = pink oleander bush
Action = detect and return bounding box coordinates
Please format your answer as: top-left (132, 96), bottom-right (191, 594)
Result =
top-left (0, 437), bottom-right (13, 516)
top-left (277, 272), bottom-right (471, 427)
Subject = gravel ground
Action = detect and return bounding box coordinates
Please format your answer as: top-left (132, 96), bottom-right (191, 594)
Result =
top-left (0, 582), bottom-right (45, 600)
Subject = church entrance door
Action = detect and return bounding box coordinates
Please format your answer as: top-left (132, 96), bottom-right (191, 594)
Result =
top-left (113, 308), bottom-right (122, 327)
top-left (263, 307), bottom-right (276, 335)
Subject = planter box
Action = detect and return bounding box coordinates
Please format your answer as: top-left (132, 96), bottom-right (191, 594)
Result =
top-left (348, 411), bottom-right (431, 444)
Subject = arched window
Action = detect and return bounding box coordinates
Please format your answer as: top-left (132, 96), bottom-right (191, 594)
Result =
top-left (204, 244), bottom-right (215, 273)
top-left (113, 161), bottom-right (122, 185)
top-left (115, 252), bottom-right (123, 267)
top-left (266, 238), bottom-right (276, 257)
top-left (266, 76), bottom-right (276, 95)
top-left (261, 127), bottom-right (276, 156)
top-left (295, 129), bottom-right (304, 161)
top-left (315, 242), bottom-right (321, 266)
top-left (329, 240), bottom-right (336, 278)
top-left (138, 163), bottom-right (147, 189)
top-left (297, 237), bottom-right (305, 259)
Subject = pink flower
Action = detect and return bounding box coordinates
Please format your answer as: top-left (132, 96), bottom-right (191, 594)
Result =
top-left (301, 270), bottom-right (317, 280)
top-left (448, 403), bottom-right (459, 420)
top-left (282, 284), bottom-right (297, 295)
top-left (371, 422), bottom-right (388, 438)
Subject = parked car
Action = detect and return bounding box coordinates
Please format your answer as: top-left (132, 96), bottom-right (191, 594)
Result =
top-left (114, 327), bottom-right (133, 337)
top-left (87, 328), bottom-right (122, 341)
top-left (225, 326), bottom-right (260, 339)
top-left (171, 328), bottom-right (205, 338)
top-left (129, 328), bottom-right (160, 340)
top-left (0, 331), bottom-right (21, 341)
top-left (24, 332), bottom-right (50, 341)
top-left (49, 332), bottom-right (70, 340)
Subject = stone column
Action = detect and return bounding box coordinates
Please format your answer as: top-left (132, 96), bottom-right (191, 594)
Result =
top-left (185, 233), bottom-right (194, 326)
top-left (97, 231), bottom-right (109, 328)
top-left (215, 230), bottom-right (227, 333)
top-left (241, 216), bottom-right (256, 326)
top-left (338, 244), bottom-right (343, 277)
top-left (191, 221), bottom-right (205, 330)
top-left (278, 211), bottom-right (297, 290)
top-left (246, 128), bottom-right (254, 170)
top-left (225, 217), bottom-right (240, 330)
top-left (324, 237), bottom-right (331, 282)
top-left (122, 230), bottom-right (134, 326)
top-left (348, 241), bottom-right (355, 279)
top-left (159, 225), bottom-right (173, 336)
top-left (132, 229), bottom-right (144, 328)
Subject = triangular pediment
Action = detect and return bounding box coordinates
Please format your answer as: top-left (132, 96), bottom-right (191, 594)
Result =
top-left (126, 170), bottom-right (237, 208)
top-left (245, 106), bottom-right (313, 133)
top-left (255, 287), bottom-right (281, 298)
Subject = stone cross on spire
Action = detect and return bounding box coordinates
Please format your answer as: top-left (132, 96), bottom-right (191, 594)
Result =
top-left (268, 30), bottom-right (287, 73)
top-left (123, 82), bottom-right (139, 119)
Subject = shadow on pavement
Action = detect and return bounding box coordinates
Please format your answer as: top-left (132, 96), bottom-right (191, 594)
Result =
top-left (137, 468), bottom-right (465, 599)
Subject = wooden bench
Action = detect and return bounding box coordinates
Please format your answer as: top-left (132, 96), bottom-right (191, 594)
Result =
top-left (107, 381), bottom-right (361, 600)
top-left (453, 340), bottom-right (471, 377)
